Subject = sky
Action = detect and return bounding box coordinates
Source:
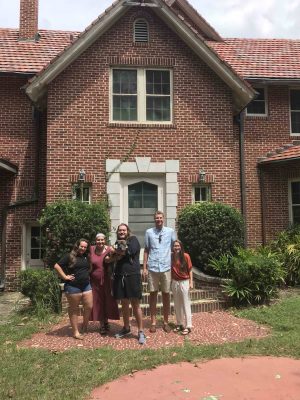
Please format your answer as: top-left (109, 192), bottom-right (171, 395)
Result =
top-left (0, 0), bottom-right (300, 39)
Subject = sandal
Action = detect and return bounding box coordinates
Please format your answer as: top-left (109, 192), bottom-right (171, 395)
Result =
top-left (173, 325), bottom-right (183, 332)
top-left (181, 328), bottom-right (191, 336)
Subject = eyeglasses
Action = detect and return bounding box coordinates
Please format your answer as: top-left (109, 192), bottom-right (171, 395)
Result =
top-left (158, 234), bottom-right (162, 243)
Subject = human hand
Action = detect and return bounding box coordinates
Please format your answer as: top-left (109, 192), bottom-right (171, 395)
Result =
top-left (189, 281), bottom-right (193, 289)
top-left (142, 269), bottom-right (148, 281)
top-left (65, 274), bottom-right (75, 281)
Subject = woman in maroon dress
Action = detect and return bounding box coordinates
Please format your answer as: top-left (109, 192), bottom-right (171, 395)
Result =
top-left (89, 233), bottom-right (119, 334)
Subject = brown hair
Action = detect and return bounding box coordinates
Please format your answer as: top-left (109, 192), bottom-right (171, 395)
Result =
top-left (172, 240), bottom-right (188, 273)
top-left (116, 223), bottom-right (132, 239)
top-left (69, 238), bottom-right (89, 268)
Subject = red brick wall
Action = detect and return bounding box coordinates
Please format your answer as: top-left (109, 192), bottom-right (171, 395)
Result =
top-left (0, 76), bottom-right (46, 290)
top-left (244, 86), bottom-right (300, 245)
top-left (46, 8), bottom-right (241, 213)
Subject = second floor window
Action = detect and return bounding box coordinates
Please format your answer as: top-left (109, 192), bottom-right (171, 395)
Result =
top-left (111, 68), bottom-right (172, 123)
top-left (246, 87), bottom-right (266, 116)
top-left (290, 89), bottom-right (300, 134)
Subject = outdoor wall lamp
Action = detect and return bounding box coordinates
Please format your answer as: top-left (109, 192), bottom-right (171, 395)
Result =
top-left (78, 169), bottom-right (86, 182)
top-left (199, 168), bottom-right (206, 183)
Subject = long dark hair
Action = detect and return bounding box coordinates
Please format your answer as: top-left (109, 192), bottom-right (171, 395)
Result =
top-left (172, 240), bottom-right (188, 273)
top-left (69, 238), bottom-right (89, 268)
top-left (116, 223), bottom-right (132, 240)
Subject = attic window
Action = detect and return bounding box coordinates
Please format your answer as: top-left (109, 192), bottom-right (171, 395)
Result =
top-left (134, 19), bottom-right (149, 43)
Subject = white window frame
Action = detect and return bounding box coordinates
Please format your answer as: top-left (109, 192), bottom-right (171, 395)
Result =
top-left (290, 88), bottom-right (300, 136)
top-left (72, 183), bottom-right (92, 204)
top-left (110, 67), bottom-right (173, 124)
top-left (288, 178), bottom-right (300, 225)
top-left (192, 185), bottom-right (211, 203)
top-left (246, 87), bottom-right (267, 116)
top-left (22, 223), bottom-right (44, 269)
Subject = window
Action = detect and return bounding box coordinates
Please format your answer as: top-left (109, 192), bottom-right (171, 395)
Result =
top-left (111, 68), bottom-right (172, 123)
top-left (290, 181), bottom-right (300, 224)
top-left (134, 19), bottom-right (149, 43)
top-left (23, 224), bottom-right (44, 268)
top-left (72, 184), bottom-right (91, 204)
top-left (290, 89), bottom-right (300, 134)
top-left (246, 87), bottom-right (267, 115)
top-left (192, 185), bottom-right (210, 203)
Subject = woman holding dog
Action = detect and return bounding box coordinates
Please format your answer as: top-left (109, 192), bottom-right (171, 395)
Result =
top-left (89, 233), bottom-right (119, 335)
top-left (109, 223), bottom-right (146, 345)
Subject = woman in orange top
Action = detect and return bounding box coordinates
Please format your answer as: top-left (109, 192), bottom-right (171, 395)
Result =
top-left (171, 240), bottom-right (193, 335)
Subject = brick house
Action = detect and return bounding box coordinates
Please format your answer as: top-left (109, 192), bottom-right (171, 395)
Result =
top-left (1, 0), bottom-right (300, 291)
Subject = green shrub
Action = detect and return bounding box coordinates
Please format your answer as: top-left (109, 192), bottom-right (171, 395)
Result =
top-left (39, 200), bottom-right (110, 267)
top-left (19, 268), bottom-right (61, 314)
top-left (209, 247), bottom-right (286, 305)
top-left (178, 202), bottom-right (244, 274)
top-left (268, 225), bottom-right (300, 286)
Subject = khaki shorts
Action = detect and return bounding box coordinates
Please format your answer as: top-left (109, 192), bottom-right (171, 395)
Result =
top-left (148, 270), bottom-right (171, 293)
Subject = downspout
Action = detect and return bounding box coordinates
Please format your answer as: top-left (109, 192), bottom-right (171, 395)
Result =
top-left (236, 110), bottom-right (247, 247)
top-left (0, 107), bottom-right (41, 291)
top-left (258, 165), bottom-right (266, 245)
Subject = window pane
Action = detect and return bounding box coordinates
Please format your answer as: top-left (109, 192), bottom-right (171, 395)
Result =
top-left (292, 182), bottom-right (300, 204)
top-left (291, 90), bottom-right (300, 110)
top-left (82, 187), bottom-right (90, 202)
top-left (31, 249), bottom-right (40, 259)
top-left (293, 206), bottom-right (300, 224)
top-left (291, 112), bottom-right (300, 133)
top-left (128, 182), bottom-right (157, 208)
top-left (247, 100), bottom-right (265, 114)
top-left (201, 187), bottom-right (208, 201)
top-left (146, 97), bottom-right (170, 121)
top-left (194, 187), bottom-right (201, 202)
top-left (113, 96), bottom-right (137, 121)
top-left (146, 70), bottom-right (170, 95)
top-left (113, 70), bottom-right (137, 94)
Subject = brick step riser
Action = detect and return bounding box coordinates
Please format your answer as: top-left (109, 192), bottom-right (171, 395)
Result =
top-left (141, 291), bottom-right (221, 303)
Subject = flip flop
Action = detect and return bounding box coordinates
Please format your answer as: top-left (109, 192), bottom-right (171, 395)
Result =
top-left (181, 328), bottom-right (191, 336)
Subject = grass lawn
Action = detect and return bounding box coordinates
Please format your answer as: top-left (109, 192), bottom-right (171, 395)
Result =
top-left (1, 290), bottom-right (300, 400)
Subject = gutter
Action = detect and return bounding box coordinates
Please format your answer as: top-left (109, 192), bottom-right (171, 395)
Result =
top-left (0, 108), bottom-right (41, 291)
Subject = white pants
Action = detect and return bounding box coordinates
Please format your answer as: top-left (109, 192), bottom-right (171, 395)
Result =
top-left (171, 279), bottom-right (192, 329)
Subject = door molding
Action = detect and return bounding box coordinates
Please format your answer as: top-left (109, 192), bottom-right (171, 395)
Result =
top-left (106, 157), bottom-right (179, 243)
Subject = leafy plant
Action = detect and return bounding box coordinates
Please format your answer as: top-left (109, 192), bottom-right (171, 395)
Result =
top-left (210, 247), bottom-right (286, 305)
top-left (268, 225), bottom-right (300, 285)
top-left (19, 268), bottom-right (61, 314)
top-left (39, 200), bottom-right (110, 267)
top-left (178, 202), bottom-right (244, 274)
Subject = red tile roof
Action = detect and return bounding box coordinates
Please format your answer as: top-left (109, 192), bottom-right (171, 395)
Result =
top-left (207, 38), bottom-right (300, 79)
top-left (0, 28), bottom-right (78, 74)
top-left (258, 142), bottom-right (300, 164)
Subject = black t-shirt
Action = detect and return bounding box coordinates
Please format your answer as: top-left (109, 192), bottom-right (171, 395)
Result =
top-left (57, 253), bottom-right (90, 288)
top-left (114, 236), bottom-right (141, 275)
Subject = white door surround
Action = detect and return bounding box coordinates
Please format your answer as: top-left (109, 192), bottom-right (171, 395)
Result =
top-left (106, 157), bottom-right (179, 243)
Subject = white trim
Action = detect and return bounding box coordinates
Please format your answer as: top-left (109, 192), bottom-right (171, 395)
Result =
top-left (192, 184), bottom-right (211, 203)
top-left (288, 178), bottom-right (300, 225)
top-left (22, 222), bottom-right (44, 269)
top-left (110, 67), bottom-right (173, 124)
top-left (106, 157), bottom-right (179, 243)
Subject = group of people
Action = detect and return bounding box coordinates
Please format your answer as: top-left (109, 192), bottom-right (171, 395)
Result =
top-left (54, 211), bottom-right (193, 345)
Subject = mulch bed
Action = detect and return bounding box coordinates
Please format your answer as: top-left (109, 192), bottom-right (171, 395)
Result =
top-left (18, 311), bottom-right (270, 351)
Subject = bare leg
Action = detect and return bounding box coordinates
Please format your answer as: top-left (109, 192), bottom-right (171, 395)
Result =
top-left (162, 292), bottom-right (170, 325)
top-left (66, 293), bottom-right (83, 338)
top-left (131, 298), bottom-right (143, 331)
top-left (150, 291), bottom-right (158, 326)
top-left (81, 290), bottom-right (93, 332)
top-left (121, 298), bottom-right (130, 330)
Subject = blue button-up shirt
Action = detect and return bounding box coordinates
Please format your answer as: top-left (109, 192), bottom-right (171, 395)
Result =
top-left (144, 226), bottom-right (176, 272)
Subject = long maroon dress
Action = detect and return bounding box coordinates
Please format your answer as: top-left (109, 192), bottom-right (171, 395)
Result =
top-left (89, 245), bottom-right (119, 322)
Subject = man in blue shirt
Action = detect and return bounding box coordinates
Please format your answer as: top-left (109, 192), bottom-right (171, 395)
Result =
top-left (143, 211), bottom-right (176, 333)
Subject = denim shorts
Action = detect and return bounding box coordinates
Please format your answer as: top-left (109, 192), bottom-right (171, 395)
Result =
top-left (64, 282), bottom-right (92, 294)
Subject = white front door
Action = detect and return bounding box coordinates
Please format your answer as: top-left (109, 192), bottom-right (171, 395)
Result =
top-left (121, 176), bottom-right (164, 246)
top-left (24, 224), bottom-right (44, 268)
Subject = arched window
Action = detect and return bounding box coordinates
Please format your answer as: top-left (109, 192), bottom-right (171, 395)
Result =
top-left (134, 18), bottom-right (149, 43)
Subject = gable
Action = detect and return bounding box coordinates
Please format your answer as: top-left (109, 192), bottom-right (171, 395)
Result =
top-left (25, 0), bottom-right (254, 114)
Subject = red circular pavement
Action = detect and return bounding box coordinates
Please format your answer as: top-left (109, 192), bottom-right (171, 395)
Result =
top-left (89, 357), bottom-right (300, 400)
